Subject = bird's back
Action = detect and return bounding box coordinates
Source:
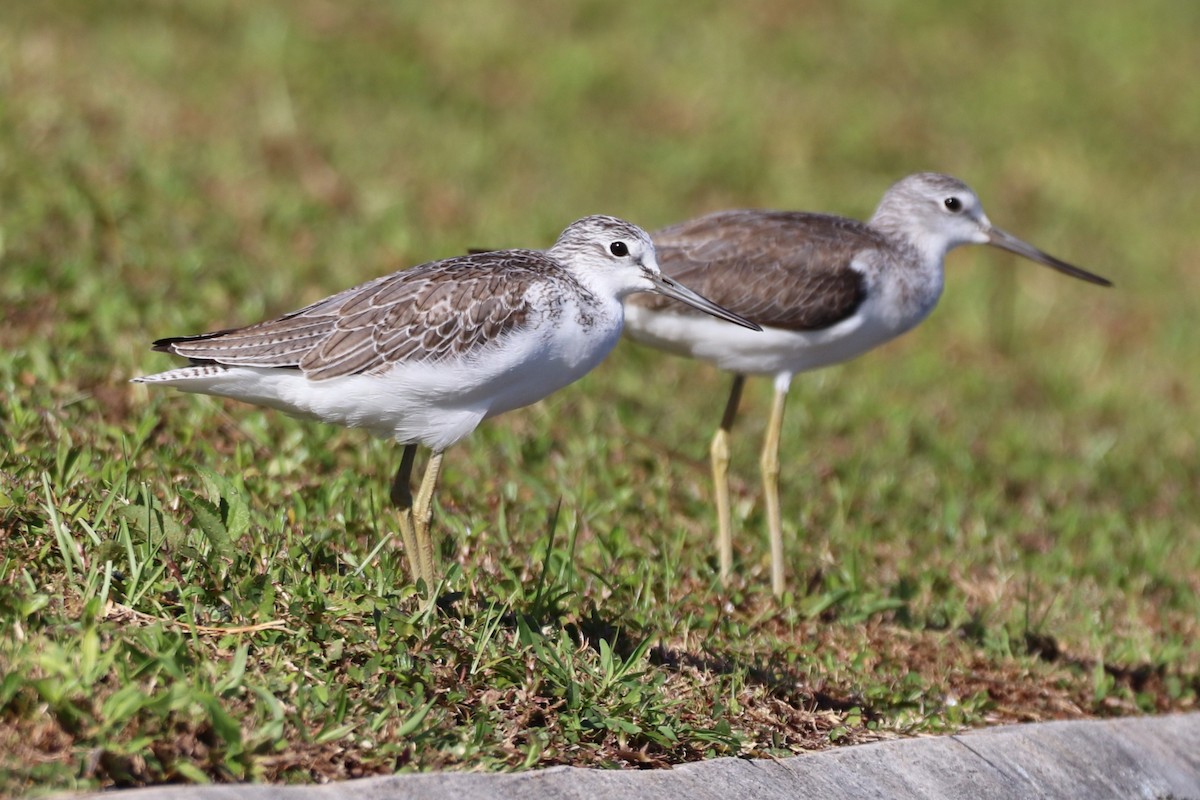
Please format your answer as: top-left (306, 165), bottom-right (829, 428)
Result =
top-left (629, 210), bottom-right (884, 332)
top-left (145, 250), bottom-right (578, 382)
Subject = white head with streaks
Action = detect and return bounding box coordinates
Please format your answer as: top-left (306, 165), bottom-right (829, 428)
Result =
top-left (550, 215), bottom-right (761, 329)
top-left (869, 173), bottom-right (1110, 286)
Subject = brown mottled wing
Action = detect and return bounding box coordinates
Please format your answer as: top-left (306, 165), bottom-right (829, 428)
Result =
top-left (635, 210), bottom-right (879, 331)
top-left (153, 250), bottom-right (548, 380)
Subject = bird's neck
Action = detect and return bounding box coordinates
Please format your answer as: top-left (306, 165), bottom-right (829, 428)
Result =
top-left (869, 209), bottom-right (952, 275)
top-left (867, 212), bottom-right (949, 329)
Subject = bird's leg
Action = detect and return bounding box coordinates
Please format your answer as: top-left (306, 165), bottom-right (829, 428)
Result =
top-left (710, 374), bottom-right (745, 587)
top-left (411, 449), bottom-right (445, 592)
top-left (760, 374), bottom-right (791, 598)
top-left (390, 445), bottom-right (418, 509)
top-left (390, 445), bottom-right (424, 585)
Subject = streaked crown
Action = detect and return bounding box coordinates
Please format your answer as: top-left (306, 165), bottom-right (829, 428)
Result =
top-left (871, 172), bottom-right (993, 253)
top-left (550, 215), bottom-right (655, 264)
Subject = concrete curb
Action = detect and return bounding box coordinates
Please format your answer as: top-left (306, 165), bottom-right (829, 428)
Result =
top-left (73, 713), bottom-right (1200, 800)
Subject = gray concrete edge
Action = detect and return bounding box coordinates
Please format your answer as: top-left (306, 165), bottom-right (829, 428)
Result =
top-left (69, 713), bottom-right (1200, 800)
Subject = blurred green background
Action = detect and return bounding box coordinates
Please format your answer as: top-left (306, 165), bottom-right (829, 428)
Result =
top-left (5, 1), bottom-right (1198, 395)
top-left (1, 0), bottom-right (1198, 790)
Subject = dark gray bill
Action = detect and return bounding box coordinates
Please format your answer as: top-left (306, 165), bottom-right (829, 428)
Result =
top-left (646, 272), bottom-right (762, 331)
top-left (987, 227), bottom-right (1113, 287)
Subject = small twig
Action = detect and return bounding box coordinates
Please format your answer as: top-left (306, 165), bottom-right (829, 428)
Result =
top-left (103, 600), bottom-right (297, 635)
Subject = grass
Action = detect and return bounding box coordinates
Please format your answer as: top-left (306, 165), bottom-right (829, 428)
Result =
top-left (2, 0), bottom-right (1199, 794)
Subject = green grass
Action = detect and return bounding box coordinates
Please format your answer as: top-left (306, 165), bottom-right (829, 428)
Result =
top-left (2, 0), bottom-right (1199, 794)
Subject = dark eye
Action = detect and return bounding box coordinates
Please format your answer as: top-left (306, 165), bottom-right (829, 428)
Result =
top-left (609, 241), bottom-right (629, 257)
top-left (944, 197), bottom-right (963, 212)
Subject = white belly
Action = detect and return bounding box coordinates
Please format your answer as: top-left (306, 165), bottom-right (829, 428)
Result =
top-left (623, 292), bottom-right (932, 377)
top-left (140, 317), bottom-right (624, 452)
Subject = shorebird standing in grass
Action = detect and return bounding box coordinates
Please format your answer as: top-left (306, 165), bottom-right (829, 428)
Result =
top-left (134, 215), bottom-right (760, 591)
top-left (623, 173), bottom-right (1112, 596)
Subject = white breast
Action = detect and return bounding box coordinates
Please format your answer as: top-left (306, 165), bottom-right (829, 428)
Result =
top-left (623, 275), bottom-right (940, 377)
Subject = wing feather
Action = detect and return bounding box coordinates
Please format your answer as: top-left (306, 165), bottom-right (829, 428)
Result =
top-left (154, 251), bottom-right (545, 380)
top-left (632, 210), bottom-right (879, 331)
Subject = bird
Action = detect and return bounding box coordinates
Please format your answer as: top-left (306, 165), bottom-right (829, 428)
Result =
top-left (133, 214), bottom-right (760, 591)
top-left (623, 173), bottom-right (1112, 597)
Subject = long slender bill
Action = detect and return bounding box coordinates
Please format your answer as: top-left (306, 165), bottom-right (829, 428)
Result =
top-left (646, 272), bottom-right (762, 331)
top-left (986, 227), bottom-right (1113, 287)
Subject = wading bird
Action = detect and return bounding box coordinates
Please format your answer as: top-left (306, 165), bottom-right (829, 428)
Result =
top-left (135, 215), bottom-right (759, 590)
top-left (624, 174), bottom-right (1111, 596)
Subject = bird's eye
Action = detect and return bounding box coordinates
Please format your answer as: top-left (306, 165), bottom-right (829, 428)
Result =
top-left (944, 197), bottom-right (963, 213)
top-left (609, 241), bottom-right (629, 257)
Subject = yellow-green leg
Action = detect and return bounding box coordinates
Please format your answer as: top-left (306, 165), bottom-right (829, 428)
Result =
top-left (760, 375), bottom-right (791, 597)
top-left (390, 445), bottom-right (425, 586)
top-left (411, 449), bottom-right (445, 591)
top-left (710, 374), bottom-right (745, 586)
